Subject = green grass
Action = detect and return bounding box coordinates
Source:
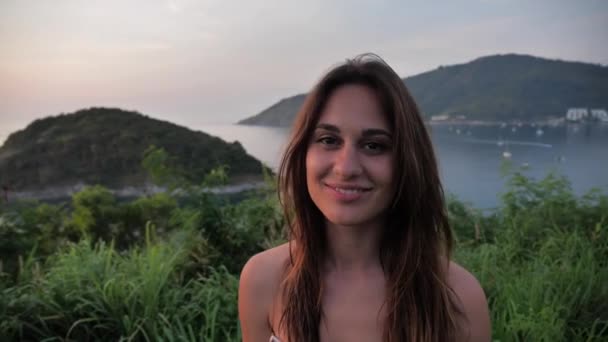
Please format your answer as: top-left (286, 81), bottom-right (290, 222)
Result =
top-left (453, 171), bottom-right (608, 341)
top-left (1, 170), bottom-right (606, 341)
top-left (1, 227), bottom-right (240, 341)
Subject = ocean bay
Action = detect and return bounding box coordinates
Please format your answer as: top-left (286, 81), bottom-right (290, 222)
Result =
top-left (197, 122), bottom-right (608, 209)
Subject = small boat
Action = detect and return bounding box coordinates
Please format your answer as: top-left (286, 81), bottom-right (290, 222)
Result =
top-left (502, 151), bottom-right (512, 159)
top-left (536, 129), bottom-right (544, 136)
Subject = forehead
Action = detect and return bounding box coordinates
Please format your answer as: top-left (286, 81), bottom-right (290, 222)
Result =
top-left (317, 84), bottom-right (390, 132)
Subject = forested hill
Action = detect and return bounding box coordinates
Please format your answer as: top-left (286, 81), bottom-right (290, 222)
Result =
top-left (0, 108), bottom-right (263, 191)
top-left (238, 54), bottom-right (608, 126)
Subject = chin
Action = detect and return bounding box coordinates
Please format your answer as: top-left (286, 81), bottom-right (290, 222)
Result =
top-left (324, 209), bottom-right (379, 227)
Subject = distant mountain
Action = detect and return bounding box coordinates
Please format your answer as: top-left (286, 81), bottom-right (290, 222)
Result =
top-left (238, 94), bottom-right (306, 126)
top-left (0, 107), bottom-right (264, 192)
top-left (238, 54), bottom-right (608, 126)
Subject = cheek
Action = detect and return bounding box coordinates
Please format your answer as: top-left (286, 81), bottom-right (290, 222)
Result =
top-left (383, 167), bottom-right (394, 186)
top-left (305, 150), bottom-right (313, 179)
top-left (305, 147), bottom-right (328, 180)
top-left (305, 150), bottom-right (319, 191)
top-left (369, 156), bottom-right (394, 185)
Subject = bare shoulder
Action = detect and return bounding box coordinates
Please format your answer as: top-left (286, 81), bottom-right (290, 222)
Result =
top-left (238, 243), bottom-right (291, 342)
top-left (447, 261), bottom-right (492, 342)
top-left (240, 242), bottom-right (291, 296)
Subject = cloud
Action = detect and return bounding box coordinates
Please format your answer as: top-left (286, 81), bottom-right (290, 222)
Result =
top-left (2, 0), bottom-right (607, 125)
top-left (167, 0), bottom-right (217, 14)
top-left (167, 0), bottom-right (180, 13)
top-left (135, 42), bottom-right (173, 51)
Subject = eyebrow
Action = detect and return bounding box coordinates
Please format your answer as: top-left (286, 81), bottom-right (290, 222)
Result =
top-left (315, 123), bottom-right (392, 138)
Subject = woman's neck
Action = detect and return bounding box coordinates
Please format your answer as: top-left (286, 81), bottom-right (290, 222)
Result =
top-left (323, 219), bottom-right (384, 273)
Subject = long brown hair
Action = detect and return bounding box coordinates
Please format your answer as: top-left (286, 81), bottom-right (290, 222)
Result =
top-left (277, 54), bottom-right (461, 342)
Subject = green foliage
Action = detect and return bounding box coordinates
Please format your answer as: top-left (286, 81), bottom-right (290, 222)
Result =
top-left (453, 171), bottom-right (608, 341)
top-left (0, 201), bottom-right (73, 278)
top-left (0, 107), bottom-right (263, 190)
top-left (118, 193), bottom-right (179, 248)
top-left (202, 165), bottom-right (229, 187)
top-left (171, 183), bottom-right (284, 275)
top-left (66, 185), bottom-right (181, 249)
top-left (1, 229), bottom-right (240, 341)
top-left (1, 167), bottom-right (606, 341)
top-left (446, 194), bottom-right (492, 244)
top-left (142, 145), bottom-right (184, 189)
top-left (71, 185), bottom-right (119, 240)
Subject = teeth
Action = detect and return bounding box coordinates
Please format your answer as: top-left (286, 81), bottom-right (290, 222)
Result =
top-left (334, 187), bottom-right (363, 194)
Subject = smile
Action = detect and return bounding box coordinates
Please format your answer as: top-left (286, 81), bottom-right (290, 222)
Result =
top-left (324, 183), bottom-right (372, 201)
top-left (334, 187), bottom-right (366, 194)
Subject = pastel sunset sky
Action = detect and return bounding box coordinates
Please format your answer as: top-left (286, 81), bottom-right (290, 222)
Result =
top-left (1, 0), bottom-right (607, 140)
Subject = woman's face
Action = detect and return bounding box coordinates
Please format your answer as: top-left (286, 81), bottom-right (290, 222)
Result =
top-left (305, 84), bottom-right (394, 227)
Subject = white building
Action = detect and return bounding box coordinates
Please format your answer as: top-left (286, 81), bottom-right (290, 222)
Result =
top-left (430, 114), bottom-right (450, 121)
top-left (566, 108), bottom-right (589, 121)
top-left (590, 109), bottom-right (608, 122)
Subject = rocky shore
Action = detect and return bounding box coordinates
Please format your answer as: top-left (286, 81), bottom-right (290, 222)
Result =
top-left (6, 181), bottom-right (268, 202)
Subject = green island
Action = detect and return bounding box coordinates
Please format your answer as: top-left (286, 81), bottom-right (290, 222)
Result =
top-left (0, 107), bottom-right (265, 198)
top-left (239, 54), bottom-right (608, 126)
top-left (0, 161), bottom-right (606, 341)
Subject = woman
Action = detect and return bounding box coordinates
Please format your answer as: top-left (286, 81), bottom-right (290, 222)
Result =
top-left (238, 54), bottom-right (491, 342)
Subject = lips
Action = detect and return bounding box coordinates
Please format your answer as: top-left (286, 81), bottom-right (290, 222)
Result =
top-left (334, 187), bottom-right (365, 194)
top-left (324, 183), bottom-right (372, 201)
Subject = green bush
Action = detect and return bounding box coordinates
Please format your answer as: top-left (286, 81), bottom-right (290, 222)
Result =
top-left (454, 171), bottom-right (608, 341)
top-left (1, 170), bottom-right (606, 341)
top-left (1, 228), bottom-right (240, 341)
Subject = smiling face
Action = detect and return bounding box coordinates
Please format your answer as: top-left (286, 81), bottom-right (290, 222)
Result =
top-left (305, 84), bottom-right (394, 227)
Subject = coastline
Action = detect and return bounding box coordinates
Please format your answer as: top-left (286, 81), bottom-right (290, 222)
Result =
top-left (425, 117), bottom-right (567, 126)
top-left (6, 179), bottom-right (269, 202)
top-left (239, 117), bottom-right (593, 129)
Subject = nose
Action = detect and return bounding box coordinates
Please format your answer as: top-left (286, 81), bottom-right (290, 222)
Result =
top-left (333, 143), bottom-right (362, 178)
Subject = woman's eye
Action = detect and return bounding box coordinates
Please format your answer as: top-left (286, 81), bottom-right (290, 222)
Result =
top-left (318, 136), bottom-right (339, 146)
top-left (363, 141), bottom-right (388, 153)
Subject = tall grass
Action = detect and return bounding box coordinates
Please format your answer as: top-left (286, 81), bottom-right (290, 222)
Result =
top-left (1, 227), bottom-right (240, 341)
top-left (1, 170), bottom-right (606, 341)
top-left (454, 171), bottom-right (608, 341)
